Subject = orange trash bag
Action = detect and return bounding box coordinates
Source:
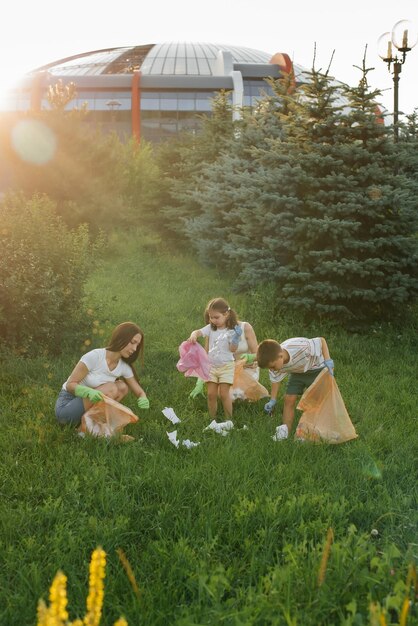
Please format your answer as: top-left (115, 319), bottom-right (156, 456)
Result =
top-left (231, 360), bottom-right (269, 402)
top-left (295, 369), bottom-right (358, 444)
top-left (78, 395), bottom-right (138, 439)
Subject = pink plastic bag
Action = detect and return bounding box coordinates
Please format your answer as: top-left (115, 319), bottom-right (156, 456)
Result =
top-left (79, 395), bottom-right (138, 439)
top-left (176, 341), bottom-right (211, 381)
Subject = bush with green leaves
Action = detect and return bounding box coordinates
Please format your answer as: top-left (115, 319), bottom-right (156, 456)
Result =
top-left (118, 138), bottom-right (161, 227)
top-left (0, 193), bottom-right (93, 352)
top-left (0, 80), bottom-right (135, 232)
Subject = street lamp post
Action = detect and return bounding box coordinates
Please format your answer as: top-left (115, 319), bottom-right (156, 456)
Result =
top-left (378, 20), bottom-right (417, 141)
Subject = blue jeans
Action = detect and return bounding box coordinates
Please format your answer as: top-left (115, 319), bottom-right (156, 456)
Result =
top-left (55, 389), bottom-right (85, 426)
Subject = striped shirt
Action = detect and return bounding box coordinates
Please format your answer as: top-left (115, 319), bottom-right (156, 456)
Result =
top-left (269, 337), bottom-right (325, 383)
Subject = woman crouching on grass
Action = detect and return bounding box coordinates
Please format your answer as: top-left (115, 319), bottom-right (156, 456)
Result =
top-left (55, 321), bottom-right (149, 427)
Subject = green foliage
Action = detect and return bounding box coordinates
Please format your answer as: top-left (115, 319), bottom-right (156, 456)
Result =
top-left (148, 91), bottom-right (237, 241)
top-left (119, 138), bottom-right (161, 227)
top-left (0, 193), bottom-right (93, 352)
top-left (0, 88), bottom-right (128, 231)
top-left (0, 231), bottom-right (417, 625)
top-left (168, 58), bottom-right (418, 326)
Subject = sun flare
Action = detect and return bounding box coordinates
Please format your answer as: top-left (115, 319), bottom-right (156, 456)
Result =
top-left (0, 64), bottom-right (30, 109)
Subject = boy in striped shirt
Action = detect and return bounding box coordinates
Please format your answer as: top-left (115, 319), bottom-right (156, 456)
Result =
top-left (256, 337), bottom-right (334, 440)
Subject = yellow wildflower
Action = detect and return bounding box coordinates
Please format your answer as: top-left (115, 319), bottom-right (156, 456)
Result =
top-left (84, 547), bottom-right (106, 626)
top-left (399, 598), bottom-right (410, 626)
top-left (36, 598), bottom-right (48, 626)
top-left (114, 618), bottom-right (128, 626)
top-left (49, 571), bottom-right (69, 622)
top-left (36, 571), bottom-right (69, 626)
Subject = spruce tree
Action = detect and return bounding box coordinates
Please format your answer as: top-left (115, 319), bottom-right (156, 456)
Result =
top-left (184, 73), bottom-right (296, 271)
top-left (286, 57), bottom-right (416, 323)
top-left (276, 54), bottom-right (418, 323)
top-left (163, 57), bottom-right (417, 324)
top-left (151, 91), bottom-right (236, 241)
top-left (270, 57), bottom-right (416, 323)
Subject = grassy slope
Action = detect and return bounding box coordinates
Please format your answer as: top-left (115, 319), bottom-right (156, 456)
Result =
top-left (0, 232), bottom-right (417, 625)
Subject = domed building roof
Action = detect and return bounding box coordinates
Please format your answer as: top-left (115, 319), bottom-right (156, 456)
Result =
top-left (14, 41), bottom-right (313, 143)
top-left (33, 42), bottom-right (276, 77)
top-left (141, 42), bottom-right (272, 75)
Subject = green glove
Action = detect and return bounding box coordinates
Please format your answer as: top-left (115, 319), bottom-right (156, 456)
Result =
top-left (137, 397), bottom-right (150, 410)
top-left (189, 377), bottom-right (206, 399)
top-left (74, 384), bottom-right (104, 403)
top-left (240, 353), bottom-right (257, 365)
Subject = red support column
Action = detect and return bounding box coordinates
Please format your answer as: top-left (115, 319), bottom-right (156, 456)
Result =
top-left (131, 70), bottom-right (141, 142)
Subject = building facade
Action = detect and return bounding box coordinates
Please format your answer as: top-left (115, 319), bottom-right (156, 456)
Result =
top-left (2, 42), bottom-right (301, 142)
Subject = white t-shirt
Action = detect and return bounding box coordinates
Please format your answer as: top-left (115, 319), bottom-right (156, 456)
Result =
top-left (199, 324), bottom-right (235, 366)
top-left (63, 348), bottom-right (134, 391)
top-left (269, 337), bottom-right (324, 383)
top-left (234, 322), bottom-right (249, 356)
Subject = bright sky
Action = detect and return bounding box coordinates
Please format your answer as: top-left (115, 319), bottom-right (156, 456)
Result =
top-left (1, 0), bottom-right (417, 118)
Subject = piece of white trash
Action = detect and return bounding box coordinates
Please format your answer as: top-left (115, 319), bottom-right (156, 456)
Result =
top-left (204, 419), bottom-right (234, 435)
top-left (272, 424), bottom-right (289, 441)
top-left (167, 430), bottom-right (180, 448)
top-left (182, 439), bottom-right (200, 449)
top-left (162, 407), bottom-right (181, 424)
top-left (231, 387), bottom-right (245, 401)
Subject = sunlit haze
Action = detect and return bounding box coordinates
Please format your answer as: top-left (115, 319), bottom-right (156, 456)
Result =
top-left (1, 0), bottom-right (417, 117)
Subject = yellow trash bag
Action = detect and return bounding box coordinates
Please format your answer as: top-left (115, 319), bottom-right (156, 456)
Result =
top-left (295, 369), bottom-right (358, 444)
top-left (231, 360), bottom-right (269, 402)
top-left (78, 395), bottom-right (138, 439)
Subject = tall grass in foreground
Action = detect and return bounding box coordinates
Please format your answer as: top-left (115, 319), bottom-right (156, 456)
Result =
top-left (0, 230), bottom-right (416, 625)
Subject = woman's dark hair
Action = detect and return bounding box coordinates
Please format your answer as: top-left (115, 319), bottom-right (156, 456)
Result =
top-left (106, 322), bottom-right (144, 381)
top-left (204, 297), bottom-right (238, 331)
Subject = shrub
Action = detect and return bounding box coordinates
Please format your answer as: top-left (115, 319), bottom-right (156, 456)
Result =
top-left (0, 108), bottom-right (127, 231)
top-left (0, 193), bottom-right (92, 352)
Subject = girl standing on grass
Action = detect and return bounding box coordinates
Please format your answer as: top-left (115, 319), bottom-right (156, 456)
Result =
top-left (187, 298), bottom-right (242, 418)
top-left (55, 321), bottom-right (150, 427)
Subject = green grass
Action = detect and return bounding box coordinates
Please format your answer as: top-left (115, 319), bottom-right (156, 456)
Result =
top-left (0, 230), bottom-right (417, 625)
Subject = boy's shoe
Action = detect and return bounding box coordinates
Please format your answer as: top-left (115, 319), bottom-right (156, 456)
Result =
top-left (272, 424), bottom-right (288, 441)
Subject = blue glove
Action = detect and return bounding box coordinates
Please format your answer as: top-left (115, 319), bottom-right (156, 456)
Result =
top-left (324, 359), bottom-right (334, 376)
top-left (230, 324), bottom-right (243, 347)
top-left (264, 398), bottom-right (277, 414)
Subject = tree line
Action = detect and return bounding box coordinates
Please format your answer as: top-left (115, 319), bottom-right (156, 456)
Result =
top-left (1, 61), bottom-right (417, 351)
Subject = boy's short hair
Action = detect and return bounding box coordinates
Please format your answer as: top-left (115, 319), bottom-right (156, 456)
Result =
top-left (257, 340), bottom-right (283, 368)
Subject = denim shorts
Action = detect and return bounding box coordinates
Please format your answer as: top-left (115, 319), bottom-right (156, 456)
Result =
top-left (55, 389), bottom-right (85, 426)
top-left (286, 367), bottom-right (325, 396)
